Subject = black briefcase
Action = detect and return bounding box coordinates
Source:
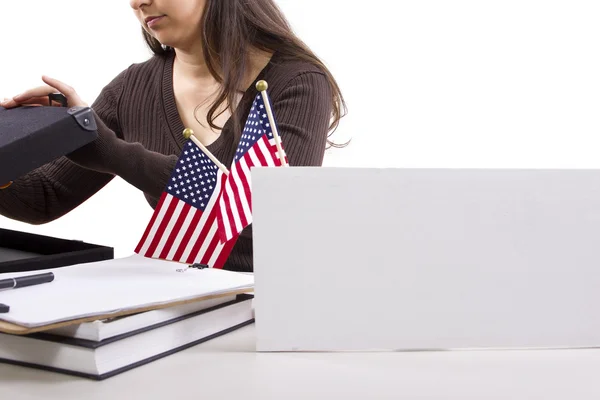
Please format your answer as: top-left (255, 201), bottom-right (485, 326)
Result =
top-left (0, 96), bottom-right (113, 273)
top-left (0, 97), bottom-right (98, 184)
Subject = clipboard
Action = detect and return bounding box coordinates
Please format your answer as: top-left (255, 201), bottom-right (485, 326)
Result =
top-left (0, 255), bottom-right (255, 336)
top-left (0, 288), bottom-right (254, 335)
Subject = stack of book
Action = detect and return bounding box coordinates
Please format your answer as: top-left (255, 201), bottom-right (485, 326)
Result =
top-left (0, 254), bottom-right (254, 380)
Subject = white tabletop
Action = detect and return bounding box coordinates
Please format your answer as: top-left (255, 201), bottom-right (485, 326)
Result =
top-left (1, 323), bottom-right (600, 399)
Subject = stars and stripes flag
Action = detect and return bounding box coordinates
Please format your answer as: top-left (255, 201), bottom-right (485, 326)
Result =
top-left (216, 90), bottom-right (288, 243)
top-left (135, 139), bottom-right (237, 268)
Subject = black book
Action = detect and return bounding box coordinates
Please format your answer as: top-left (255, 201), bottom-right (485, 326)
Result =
top-left (0, 294), bottom-right (254, 380)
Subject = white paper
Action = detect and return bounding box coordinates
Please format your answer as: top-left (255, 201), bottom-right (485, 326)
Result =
top-left (0, 254), bottom-right (254, 327)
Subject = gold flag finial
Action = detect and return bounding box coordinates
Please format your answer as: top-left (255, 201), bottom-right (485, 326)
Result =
top-left (256, 80), bottom-right (268, 92)
top-left (183, 128), bottom-right (194, 139)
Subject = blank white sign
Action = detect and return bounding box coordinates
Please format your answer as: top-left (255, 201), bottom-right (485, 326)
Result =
top-left (252, 167), bottom-right (600, 351)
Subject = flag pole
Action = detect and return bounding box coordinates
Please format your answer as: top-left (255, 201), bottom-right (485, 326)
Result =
top-left (255, 80), bottom-right (288, 167)
top-left (182, 128), bottom-right (229, 175)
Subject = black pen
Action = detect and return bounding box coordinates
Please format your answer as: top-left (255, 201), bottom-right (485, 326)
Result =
top-left (0, 272), bottom-right (54, 291)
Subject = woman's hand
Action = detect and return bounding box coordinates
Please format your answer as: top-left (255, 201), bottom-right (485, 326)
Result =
top-left (0, 76), bottom-right (87, 109)
top-left (0, 76), bottom-right (88, 189)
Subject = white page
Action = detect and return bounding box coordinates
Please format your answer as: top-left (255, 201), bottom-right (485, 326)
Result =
top-left (0, 254), bottom-right (253, 327)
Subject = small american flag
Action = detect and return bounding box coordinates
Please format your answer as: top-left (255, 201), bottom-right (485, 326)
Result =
top-left (217, 92), bottom-right (287, 243)
top-left (135, 139), bottom-right (237, 268)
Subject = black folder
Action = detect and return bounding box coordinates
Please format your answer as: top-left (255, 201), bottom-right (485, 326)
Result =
top-left (0, 228), bottom-right (114, 273)
top-left (0, 102), bottom-right (98, 184)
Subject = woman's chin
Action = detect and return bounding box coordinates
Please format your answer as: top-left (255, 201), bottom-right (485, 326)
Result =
top-left (154, 36), bottom-right (176, 48)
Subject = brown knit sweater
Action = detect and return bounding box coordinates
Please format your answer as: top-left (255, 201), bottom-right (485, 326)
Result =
top-left (0, 50), bottom-right (333, 272)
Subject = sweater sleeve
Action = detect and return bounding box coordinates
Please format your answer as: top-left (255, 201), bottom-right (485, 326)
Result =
top-left (65, 75), bottom-right (178, 204)
top-left (269, 71), bottom-right (333, 166)
top-left (65, 113), bottom-right (178, 200)
top-left (0, 71), bottom-right (130, 225)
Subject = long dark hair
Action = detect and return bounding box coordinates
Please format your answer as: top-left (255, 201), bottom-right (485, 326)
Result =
top-left (142, 0), bottom-right (347, 148)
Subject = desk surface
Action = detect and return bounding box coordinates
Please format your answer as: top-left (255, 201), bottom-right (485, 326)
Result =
top-left (1, 323), bottom-right (600, 399)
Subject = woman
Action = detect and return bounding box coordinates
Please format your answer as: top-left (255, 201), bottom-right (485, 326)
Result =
top-left (0, 0), bottom-right (346, 272)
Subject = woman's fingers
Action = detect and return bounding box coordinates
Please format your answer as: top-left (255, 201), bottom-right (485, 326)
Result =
top-left (41, 76), bottom-right (73, 96)
top-left (1, 97), bottom-right (32, 109)
top-left (0, 76), bottom-right (88, 109)
top-left (1, 86), bottom-right (51, 108)
top-left (12, 85), bottom-right (56, 103)
top-left (17, 96), bottom-right (53, 106)
top-left (42, 76), bottom-right (87, 107)
top-left (2, 93), bottom-right (52, 109)
top-left (0, 76), bottom-right (87, 108)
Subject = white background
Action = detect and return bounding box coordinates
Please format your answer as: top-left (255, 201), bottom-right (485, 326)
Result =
top-left (1, 0), bottom-right (599, 256)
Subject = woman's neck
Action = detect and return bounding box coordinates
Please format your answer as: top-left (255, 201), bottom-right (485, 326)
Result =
top-left (173, 44), bottom-right (214, 81)
top-left (173, 43), bottom-right (274, 90)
